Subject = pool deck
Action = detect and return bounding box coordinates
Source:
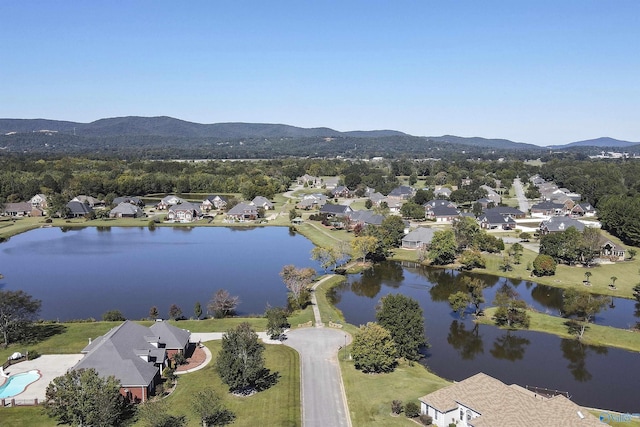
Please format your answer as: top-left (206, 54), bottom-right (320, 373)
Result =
top-left (1, 354), bottom-right (83, 402)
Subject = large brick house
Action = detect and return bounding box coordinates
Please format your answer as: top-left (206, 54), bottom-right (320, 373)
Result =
top-left (73, 321), bottom-right (190, 403)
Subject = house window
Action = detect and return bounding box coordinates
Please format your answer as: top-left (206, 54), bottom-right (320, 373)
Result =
top-left (460, 409), bottom-right (464, 420)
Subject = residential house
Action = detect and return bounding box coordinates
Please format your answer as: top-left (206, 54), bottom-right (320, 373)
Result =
top-left (2, 202), bottom-right (34, 217)
top-left (297, 174), bottom-right (319, 186)
top-left (530, 201), bottom-right (566, 217)
top-left (419, 372), bottom-right (604, 427)
top-left (66, 201), bottom-right (93, 218)
top-left (74, 321), bottom-right (190, 403)
top-left (149, 321), bottom-right (190, 358)
top-left (110, 202), bottom-right (145, 218)
top-left (386, 199), bottom-right (403, 214)
top-left (296, 193), bottom-right (328, 210)
top-left (113, 196), bottom-right (143, 207)
top-left (599, 239), bottom-right (626, 262)
top-left (539, 216), bottom-right (585, 234)
top-left (483, 206), bottom-right (526, 219)
top-left (423, 200), bottom-right (457, 209)
top-left (331, 186), bottom-right (351, 198)
top-left (387, 185), bottom-right (415, 200)
top-left (322, 176), bottom-right (340, 189)
top-left (433, 187), bottom-right (452, 199)
top-left (251, 196), bottom-right (275, 210)
top-left (480, 185), bottom-right (501, 205)
top-left (29, 194), bottom-right (48, 210)
top-left (368, 192), bottom-right (386, 207)
top-left (460, 177), bottom-right (473, 187)
top-left (478, 211), bottom-right (517, 230)
top-left (201, 195), bottom-right (228, 212)
top-left (402, 227), bottom-right (436, 249)
top-left (226, 202), bottom-right (259, 221)
top-left (72, 195), bottom-right (105, 208)
top-left (425, 205), bottom-right (460, 222)
top-left (167, 202), bottom-right (202, 222)
top-left (157, 195), bottom-right (186, 210)
top-left (320, 204), bottom-right (353, 217)
top-left (474, 198), bottom-right (494, 210)
top-left (347, 210), bottom-right (384, 229)
top-left (571, 203), bottom-right (597, 217)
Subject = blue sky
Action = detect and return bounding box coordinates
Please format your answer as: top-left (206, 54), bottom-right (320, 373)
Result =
top-left (2, 1), bottom-right (639, 145)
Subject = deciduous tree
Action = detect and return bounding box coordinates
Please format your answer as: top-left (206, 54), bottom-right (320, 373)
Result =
top-left (280, 265), bottom-right (315, 310)
top-left (532, 254), bottom-right (557, 276)
top-left (265, 306), bottom-right (289, 339)
top-left (215, 322), bottom-right (268, 393)
top-left (208, 289), bottom-right (240, 319)
top-left (45, 368), bottom-right (132, 427)
top-left (168, 304), bottom-right (183, 320)
top-left (0, 289), bottom-right (41, 348)
top-left (493, 283), bottom-right (530, 328)
top-left (311, 246), bottom-right (336, 272)
top-left (562, 289), bottom-right (609, 340)
top-left (191, 388), bottom-right (235, 427)
top-left (428, 229), bottom-right (457, 265)
top-left (376, 294), bottom-right (427, 361)
top-left (350, 235), bottom-right (378, 263)
top-left (351, 322), bottom-right (398, 373)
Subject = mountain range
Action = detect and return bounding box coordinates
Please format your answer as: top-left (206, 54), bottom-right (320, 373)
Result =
top-left (0, 116), bottom-right (637, 152)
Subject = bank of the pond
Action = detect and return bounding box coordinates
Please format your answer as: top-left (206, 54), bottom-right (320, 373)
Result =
top-left (476, 307), bottom-right (640, 353)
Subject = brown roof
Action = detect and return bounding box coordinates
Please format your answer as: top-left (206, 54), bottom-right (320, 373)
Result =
top-left (420, 373), bottom-right (604, 427)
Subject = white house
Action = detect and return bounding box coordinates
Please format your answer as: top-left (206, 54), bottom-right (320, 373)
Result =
top-left (419, 372), bottom-right (604, 427)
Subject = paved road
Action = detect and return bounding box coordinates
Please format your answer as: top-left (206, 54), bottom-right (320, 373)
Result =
top-left (513, 178), bottom-right (530, 212)
top-left (286, 328), bottom-right (351, 427)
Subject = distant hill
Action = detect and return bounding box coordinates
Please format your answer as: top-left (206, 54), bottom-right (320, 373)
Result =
top-left (548, 137), bottom-right (640, 149)
top-left (424, 135), bottom-right (543, 151)
top-left (0, 116), bottom-right (401, 139)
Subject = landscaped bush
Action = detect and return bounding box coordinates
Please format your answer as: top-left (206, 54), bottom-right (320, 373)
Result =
top-left (405, 401), bottom-right (420, 418)
top-left (419, 414), bottom-right (433, 425)
top-left (532, 254), bottom-right (557, 276)
top-left (172, 352), bottom-right (187, 367)
top-left (391, 400), bottom-right (403, 415)
top-left (27, 349), bottom-right (40, 360)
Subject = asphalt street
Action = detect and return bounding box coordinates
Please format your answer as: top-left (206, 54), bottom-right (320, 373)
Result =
top-left (285, 327), bottom-right (352, 427)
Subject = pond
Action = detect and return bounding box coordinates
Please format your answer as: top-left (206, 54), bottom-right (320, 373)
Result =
top-left (1, 228), bottom-right (638, 412)
top-left (0, 226), bottom-right (320, 320)
top-left (330, 261), bottom-right (640, 413)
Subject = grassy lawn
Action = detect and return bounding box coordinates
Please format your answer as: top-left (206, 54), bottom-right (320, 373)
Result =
top-left (340, 358), bottom-right (450, 426)
top-left (481, 241), bottom-right (640, 300)
top-left (476, 307), bottom-right (640, 352)
top-left (150, 341), bottom-right (300, 427)
top-left (295, 222), bottom-right (354, 249)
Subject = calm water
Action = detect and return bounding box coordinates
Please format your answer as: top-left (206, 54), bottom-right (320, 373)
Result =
top-left (0, 226), bottom-right (320, 320)
top-left (1, 228), bottom-right (639, 412)
top-left (331, 262), bottom-right (640, 413)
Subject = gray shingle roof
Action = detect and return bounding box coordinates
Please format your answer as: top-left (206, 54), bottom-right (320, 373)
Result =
top-left (74, 321), bottom-right (181, 387)
top-left (149, 321), bottom-right (190, 350)
top-left (540, 216), bottom-right (585, 232)
top-left (402, 227), bottom-right (435, 245)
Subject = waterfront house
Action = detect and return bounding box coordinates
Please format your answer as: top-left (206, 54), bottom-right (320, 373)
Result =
top-left (110, 202), bottom-right (145, 218)
top-left (29, 193), bottom-right (48, 210)
top-left (402, 227), bottom-right (436, 249)
top-left (226, 202), bottom-right (259, 221)
top-left (167, 202), bottom-right (202, 222)
top-left (66, 201), bottom-right (93, 218)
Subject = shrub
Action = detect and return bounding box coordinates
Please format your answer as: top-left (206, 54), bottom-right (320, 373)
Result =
top-left (532, 254), bottom-right (557, 276)
top-left (27, 349), bottom-right (40, 360)
top-left (162, 367), bottom-right (176, 380)
top-left (419, 414), bottom-right (433, 425)
top-left (102, 309), bottom-right (126, 321)
top-left (172, 352), bottom-right (187, 366)
top-left (391, 400), bottom-right (403, 415)
top-left (405, 401), bottom-right (420, 418)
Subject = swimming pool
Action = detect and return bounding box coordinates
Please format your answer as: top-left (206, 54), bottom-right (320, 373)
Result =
top-left (0, 370), bottom-right (41, 398)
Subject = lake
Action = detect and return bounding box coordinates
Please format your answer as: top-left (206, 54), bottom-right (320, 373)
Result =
top-left (0, 226), bottom-right (320, 320)
top-left (331, 261), bottom-right (640, 413)
top-left (1, 227), bottom-right (638, 412)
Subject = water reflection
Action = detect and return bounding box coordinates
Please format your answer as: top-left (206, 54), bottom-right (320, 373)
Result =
top-left (560, 339), bottom-right (608, 382)
top-left (348, 262), bottom-right (404, 298)
top-left (489, 332), bottom-right (530, 362)
top-left (447, 320), bottom-right (484, 360)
